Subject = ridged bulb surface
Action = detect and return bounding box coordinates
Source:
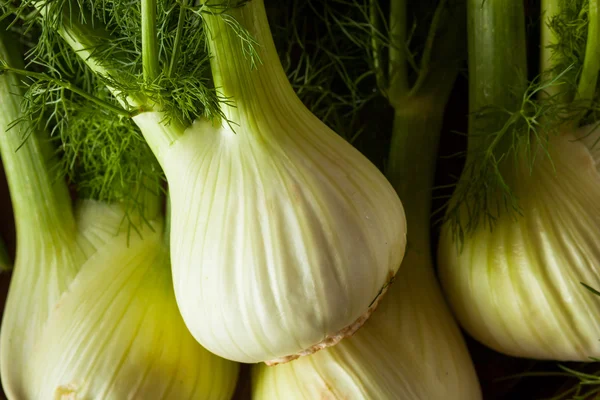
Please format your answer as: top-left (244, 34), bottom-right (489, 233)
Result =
top-left (252, 249), bottom-right (482, 399)
top-left (1, 201), bottom-right (135, 399)
top-left (439, 129), bottom-right (600, 360)
top-left (28, 208), bottom-right (239, 400)
top-left (159, 114), bottom-right (406, 364)
top-left (0, 54), bottom-right (87, 398)
top-left (74, 200), bottom-right (135, 256)
top-left (0, 229), bottom-right (84, 400)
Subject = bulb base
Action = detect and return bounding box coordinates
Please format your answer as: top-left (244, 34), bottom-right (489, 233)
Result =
top-left (264, 271), bottom-right (395, 366)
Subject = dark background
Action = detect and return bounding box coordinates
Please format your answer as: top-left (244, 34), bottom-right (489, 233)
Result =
top-left (0, 0), bottom-right (597, 399)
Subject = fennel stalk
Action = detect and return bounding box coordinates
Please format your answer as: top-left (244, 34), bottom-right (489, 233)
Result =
top-left (0, 27), bottom-right (84, 400)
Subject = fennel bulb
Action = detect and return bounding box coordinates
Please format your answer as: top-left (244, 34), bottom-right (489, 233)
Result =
top-left (252, 249), bottom-right (481, 400)
top-left (28, 201), bottom-right (239, 400)
top-left (438, 0), bottom-right (600, 362)
top-left (439, 127), bottom-right (600, 360)
top-left (254, 0), bottom-right (481, 395)
top-left (151, 112), bottom-right (405, 365)
top-left (0, 33), bottom-right (86, 399)
top-left (8, 0), bottom-right (406, 365)
top-left (133, 1), bottom-right (407, 364)
top-left (0, 28), bottom-right (238, 399)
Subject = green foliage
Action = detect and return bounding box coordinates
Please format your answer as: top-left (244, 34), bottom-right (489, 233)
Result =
top-left (443, 69), bottom-right (581, 244)
top-left (442, 0), bottom-right (600, 244)
top-left (0, 0), bottom-right (254, 208)
top-left (547, 0), bottom-right (589, 99)
top-left (269, 0), bottom-right (384, 142)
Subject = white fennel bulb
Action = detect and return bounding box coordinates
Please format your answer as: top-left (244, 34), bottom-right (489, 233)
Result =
top-left (439, 126), bottom-right (600, 361)
top-left (156, 114), bottom-right (405, 364)
top-left (41, 0), bottom-right (406, 364)
top-left (252, 245), bottom-right (481, 399)
top-left (0, 33), bottom-right (238, 399)
top-left (74, 199), bottom-right (134, 257)
top-left (249, 0), bottom-right (479, 395)
top-left (133, 0), bottom-right (407, 364)
top-left (28, 203), bottom-right (240, 400)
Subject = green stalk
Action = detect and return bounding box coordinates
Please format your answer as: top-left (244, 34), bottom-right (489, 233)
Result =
top-left (539, 0), bottom-right (599, 129)
top-left (575, 1), bottom-right (600, 106)
top-left (201, 0), bottom-right (300, 127)
top-left (0, 28), bottom-right (83, 400)
top-left (3, 9), bottom-right (164, 219)
top-left (43, 1), bottom-right (185, 161)
top-left (466, 0), bottom-right (527, 157)
top-left (45, 3), bottom-right (145, 110)
top-left (369, 0), bottom-right (387, 94)
top-left (167, 0), bottom-right (188, 78)
top-left (380, 6), bottom-right (481, 396)
top-left (0, 66), bottom-right (135, 118)
top-left (141, 0), bottom-right (160, 82)
top-left (386, 0), bottom-right (465, 249)
top-left (36, 3), bottom-right (119, 88)
top-left (387, 98), bottom-right (447, 248)
top-left (0, 35), bottom-right (75, 243)
top-left (387, 0), bottom-right (409, 107)
top-left (540, 0), bottom-right (562, 100)
top-left (408, 0), bottom-right (449, 97)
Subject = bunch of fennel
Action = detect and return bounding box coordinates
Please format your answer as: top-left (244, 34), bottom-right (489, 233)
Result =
top-left (438, 0), bottom-right (600, 362)
top-left (1, 0), bottom-right (408, 365)
top-left (252, 0), bottom-right (481, 398)
top-left (0, 28), bottom-right (239, 399)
